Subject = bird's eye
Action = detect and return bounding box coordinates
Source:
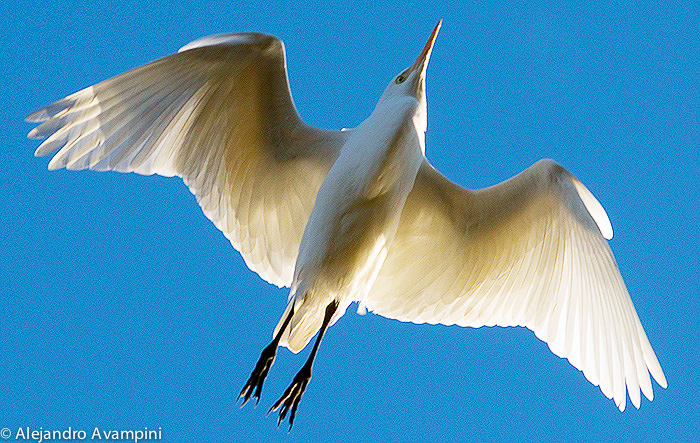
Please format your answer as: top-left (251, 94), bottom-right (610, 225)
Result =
top-left (395, 74), bottom-right (406, 84)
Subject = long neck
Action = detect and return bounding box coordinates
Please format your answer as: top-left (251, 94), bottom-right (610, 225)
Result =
top-left (371, 94), bottom-right (427, 155)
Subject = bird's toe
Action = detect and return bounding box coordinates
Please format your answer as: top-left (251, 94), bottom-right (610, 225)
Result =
top-left (268, 368), bottom-right (311, 430)
top-left (239, 344), bottom-right (278, 407)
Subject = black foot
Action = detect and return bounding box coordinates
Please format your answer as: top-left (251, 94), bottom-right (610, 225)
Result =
top-left (238, 341), bottom-right (277, 407)
top-left (268, 363), bottom-right (311, 430)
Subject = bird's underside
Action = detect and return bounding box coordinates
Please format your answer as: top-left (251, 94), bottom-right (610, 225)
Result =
top-left (26, 22), bottom-right (665, 430)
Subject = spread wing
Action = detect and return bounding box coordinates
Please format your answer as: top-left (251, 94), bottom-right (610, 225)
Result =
top-left (26, 33), bottom-right (350, 287)
top-left (365, 158), bottom-right (666, 410)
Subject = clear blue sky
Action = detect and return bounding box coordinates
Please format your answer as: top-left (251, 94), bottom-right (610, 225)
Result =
top-left (2, 1), bottom-right (698, 441)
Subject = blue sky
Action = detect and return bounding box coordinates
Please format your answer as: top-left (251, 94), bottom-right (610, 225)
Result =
top-left (2, 1), bottom-right (698, 441)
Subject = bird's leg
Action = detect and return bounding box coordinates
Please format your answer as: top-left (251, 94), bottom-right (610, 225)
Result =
top-left (268, 300), bottom-right (339, 430)
top-left (238, 305), bottom-right (295, 407)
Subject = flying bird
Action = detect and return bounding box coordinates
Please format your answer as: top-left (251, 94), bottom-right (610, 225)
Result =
top-left (26, 21), bottom-right (666, 428)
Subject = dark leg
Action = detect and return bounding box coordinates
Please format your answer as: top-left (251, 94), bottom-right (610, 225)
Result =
top-left (238, 305), bottom-right (295, 407)
top-left (268, 300), bottom-right (339, 430)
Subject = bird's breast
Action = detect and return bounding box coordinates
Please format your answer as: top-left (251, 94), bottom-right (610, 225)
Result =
top-left (340, 97), bottom-right (425, 201)
top-left (293, 97), bottom-right (425, 299)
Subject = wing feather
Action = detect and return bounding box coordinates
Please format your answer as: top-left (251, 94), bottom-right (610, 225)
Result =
top-left (27, 33), bottom-right (350, 287)
top-left (366, 158), bottom-right (666, 409)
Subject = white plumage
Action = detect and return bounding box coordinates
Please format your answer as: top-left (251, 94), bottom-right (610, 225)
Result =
top-left (27, 21), bottom-right (665, 423)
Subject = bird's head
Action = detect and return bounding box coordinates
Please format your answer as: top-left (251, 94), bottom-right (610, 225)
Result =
top-left (378, 20), bottom-right (441, 108)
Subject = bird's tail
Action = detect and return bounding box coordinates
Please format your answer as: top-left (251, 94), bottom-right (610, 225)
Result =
top-left (274, 295), bottom-right (347, 354)
top-left (274, 298), bottom-right (322, 354)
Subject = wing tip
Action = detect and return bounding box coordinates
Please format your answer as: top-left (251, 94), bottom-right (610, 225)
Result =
top-left (617, 398), bottom-right (626, 412)
top-left (655, 369), bottom-right (668, 389)
top-left (35, 143), bottom-right (55, 158)
top-left (26, 109), bottom-right (49, 124)
top-left (27, 126), bottom-right (46, 140)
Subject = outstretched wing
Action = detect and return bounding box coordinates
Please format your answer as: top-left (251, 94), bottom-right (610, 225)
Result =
top-left (27, 33), bottom-right (350, 287)
top-left (365, 158), bottom-right (666, 410)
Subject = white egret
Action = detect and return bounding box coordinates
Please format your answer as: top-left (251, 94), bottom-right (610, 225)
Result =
top-left (26, 21), bottom-right (666, 428)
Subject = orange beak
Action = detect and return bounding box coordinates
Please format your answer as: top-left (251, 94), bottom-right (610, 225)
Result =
top-left (411, 20), bottom-right (442, 73)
